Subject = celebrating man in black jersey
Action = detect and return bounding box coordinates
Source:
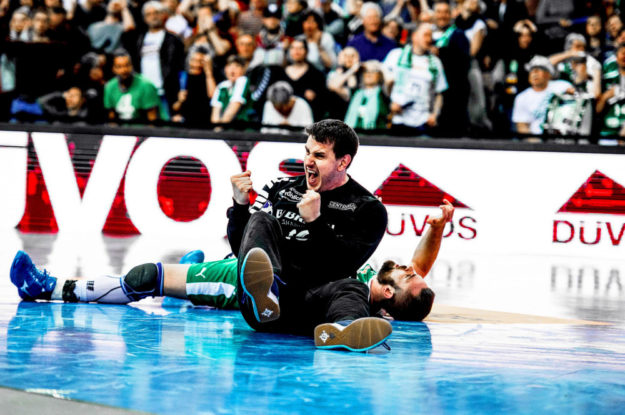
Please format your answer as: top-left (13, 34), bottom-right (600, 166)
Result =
top-left (227, 119), bottom-right (391, 352)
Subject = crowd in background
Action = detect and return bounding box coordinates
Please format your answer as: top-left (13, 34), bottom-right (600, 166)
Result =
top-left (1, 0), bottom-right (625, 140)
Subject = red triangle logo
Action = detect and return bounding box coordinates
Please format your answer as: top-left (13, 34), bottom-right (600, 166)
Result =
top-left (374, 164), bottom-right (470, 208)
top-left (558, 170), bottom-right (625, 215)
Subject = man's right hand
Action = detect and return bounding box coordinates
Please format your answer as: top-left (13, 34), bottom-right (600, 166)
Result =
top-left (231, 171), bottom-right (253, 205)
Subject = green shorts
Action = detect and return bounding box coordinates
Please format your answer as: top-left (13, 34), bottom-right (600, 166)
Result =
top-left (186, 258), bottom-right (240, 309)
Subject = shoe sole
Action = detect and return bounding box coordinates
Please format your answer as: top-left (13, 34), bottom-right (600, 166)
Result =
top-left (314, 317), bottom-right (392, 352)
top-left (240, 247), bottom-right (280, 323)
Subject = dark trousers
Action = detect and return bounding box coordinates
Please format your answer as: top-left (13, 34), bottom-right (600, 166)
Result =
top-left (236, 212), bottom-right (371, 336)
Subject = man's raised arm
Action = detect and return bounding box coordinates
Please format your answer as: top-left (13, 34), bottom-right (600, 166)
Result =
top-left (411, 199), bottom-right (455, 277)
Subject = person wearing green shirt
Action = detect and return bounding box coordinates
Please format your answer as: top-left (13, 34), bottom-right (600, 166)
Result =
top-left (11, 200), bottom-right (454, 322)
top-left (211, 55), bottom-right (253, 127)
top-left (597, 42), bottom-right (625, 137)
top-left (103, 49), bottom-right (160, 124)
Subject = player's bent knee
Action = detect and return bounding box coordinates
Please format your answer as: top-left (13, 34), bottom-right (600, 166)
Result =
top-left (122, 263), bottom-right (163, 300)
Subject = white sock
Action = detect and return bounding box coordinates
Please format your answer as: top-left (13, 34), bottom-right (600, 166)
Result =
top-left (51, 275), bottom-right (133, 304)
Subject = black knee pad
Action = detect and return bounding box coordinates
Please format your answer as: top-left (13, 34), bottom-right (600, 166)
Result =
top-left (123, 263), bottom-right (161, 300)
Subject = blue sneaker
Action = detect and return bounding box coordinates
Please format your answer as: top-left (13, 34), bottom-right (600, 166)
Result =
top-left (10, 251), bottom-right (57, 301)
top-left (240, 247), bottom-right (280, 323)
top-left (180, 250), bottom-right (205, 264)
top-left (314, 317), bottom-right (392, 352)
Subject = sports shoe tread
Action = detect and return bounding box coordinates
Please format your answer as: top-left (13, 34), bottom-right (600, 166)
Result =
top-left (314, 317), bottom-right (392, 352)
top-left (240, 248), bottom-right (280, 323)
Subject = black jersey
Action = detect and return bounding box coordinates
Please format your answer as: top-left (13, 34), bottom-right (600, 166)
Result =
top-left (227, 175), bottom-right (388, 290)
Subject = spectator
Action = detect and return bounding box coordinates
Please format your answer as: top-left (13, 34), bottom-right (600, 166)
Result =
top-left (327, 46), bottom-right (360, 116)
top-left (315, 0), bottom-right (345, 46)
top-left (71, 0), bottom-right (107, 31)
top-left (550, 33), bottom-right (601, 98)
top-left (535, 0), bottom-right (577, 54)
top-left (511, 55), bottom-right (574, 135)
top-left (602, 28), bottom-right (625, 89)
top-left (605, 14), bottom-right (623, 54)
top-left (284, 37), bottom-right (328, 120)
top-left (38, 85), bottom-right (90, 123)
top-left (77, 52), bottom-right (107, 122)
top-left (597, 42), bottom-right (625, 137)
top-left (344, 0), bottom-right (365, 38)
top-left (384, 23), bottom-right (447, 134)
top-left (162, 0), bottom-right (192, 40)
top-left (455, 0), bottom-right (492, 131)
top-left (344, 60), bottom-right (389, 129)
top-left (381, 0), bottom-right (418, 25)
top-left (29, 8), bottom-right (50, 42)
top-left (103, 49), bottom-right (160, 123)
top-left (284, 0), bottom-right (307, 38)
top-left (299, 9), bottom-right (336, 71)
top-left (237, 0), bottom-right (266, 36)
top-left (585, 15), bottom-right (604, 62)
top-left (483, 0), bottom-right (529, 62)
top-left (122, 0), bottom-right (185, 120)
top-left (6, 8), bottom-right (67, 99)
top-left (491, 19), bottom-right (538, 134)
top-left (172, 45), bottom-right (216, 127)
top-left (235, 32), bottom-right (257, 69)
top-left (347, 2), bottom-right (396, 62)
top-left (381, 16), bottom-right (403, 45)
top-left (211, 55), bottom-right (253, 126)
top-left (432, 0), bottom-right (470, 137)
top-left (87, 0), bottom-right (135, 54)
top-left (47, 7), bottom-right (91, 60)
top-left (261, 81), bottom-right (313, 133)
top-left (249, 3), bottom-right (286, 68)
top-left (8, 7), bottom-right (31, 41)
top-left (189, 0), bottom-right (234, 72)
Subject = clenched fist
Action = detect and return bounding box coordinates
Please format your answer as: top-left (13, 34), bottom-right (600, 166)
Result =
top-left (231, 171), bottom-right (253, 205)
top-left (297, 190), bottom-right (321, 223)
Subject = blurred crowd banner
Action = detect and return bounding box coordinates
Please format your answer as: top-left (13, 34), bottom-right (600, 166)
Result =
top-left (0, 126), bottom-right (624, 261)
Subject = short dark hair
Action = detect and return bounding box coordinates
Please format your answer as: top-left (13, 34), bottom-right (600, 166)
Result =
top-left (50, 6), bottom-right (66, 15)
top-left (388, 287), bottom-right (435, 321)
top-left (226, 55), bottom-right (247, 67)
top-left (301, 9), bottom-right (324, 30)
top-left (290, 37), bottom-right (308, 53)
top-left (112, 48), bottom-right (131, 60)
top-left (305, 119), bottom-right (359, 164)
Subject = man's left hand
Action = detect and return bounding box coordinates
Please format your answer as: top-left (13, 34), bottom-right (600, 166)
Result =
top-left (297, 190), bottom-right (321, 222)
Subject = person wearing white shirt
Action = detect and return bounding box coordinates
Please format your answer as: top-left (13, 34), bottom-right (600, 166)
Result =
top-left (383, 23), bottom-right (447, 132)
top-left (512, 55), bottom-right (574, 135)
top-left (261, 81), bottom-right (313, 134)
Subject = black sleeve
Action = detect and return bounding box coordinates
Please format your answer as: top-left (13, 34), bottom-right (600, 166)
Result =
top-left (226, 179), bottom-right (279, 256)
top-left (307, 198), bottom-right (388, 282)
top-left (226, 201), bottom-right (251, 256)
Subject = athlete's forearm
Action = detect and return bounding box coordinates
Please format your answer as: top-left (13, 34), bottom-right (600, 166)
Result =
top-left (411, 223), bottom-right (445, 277)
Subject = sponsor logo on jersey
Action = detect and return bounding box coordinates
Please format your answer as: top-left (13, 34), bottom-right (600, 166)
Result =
top-left (328, 201), bottom-right (357, 212)
top-left (277, 187), bottom-right (304, 203)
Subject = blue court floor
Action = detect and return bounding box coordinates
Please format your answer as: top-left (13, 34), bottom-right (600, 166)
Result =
top-left (1, 233), bottom-right (624, 414)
